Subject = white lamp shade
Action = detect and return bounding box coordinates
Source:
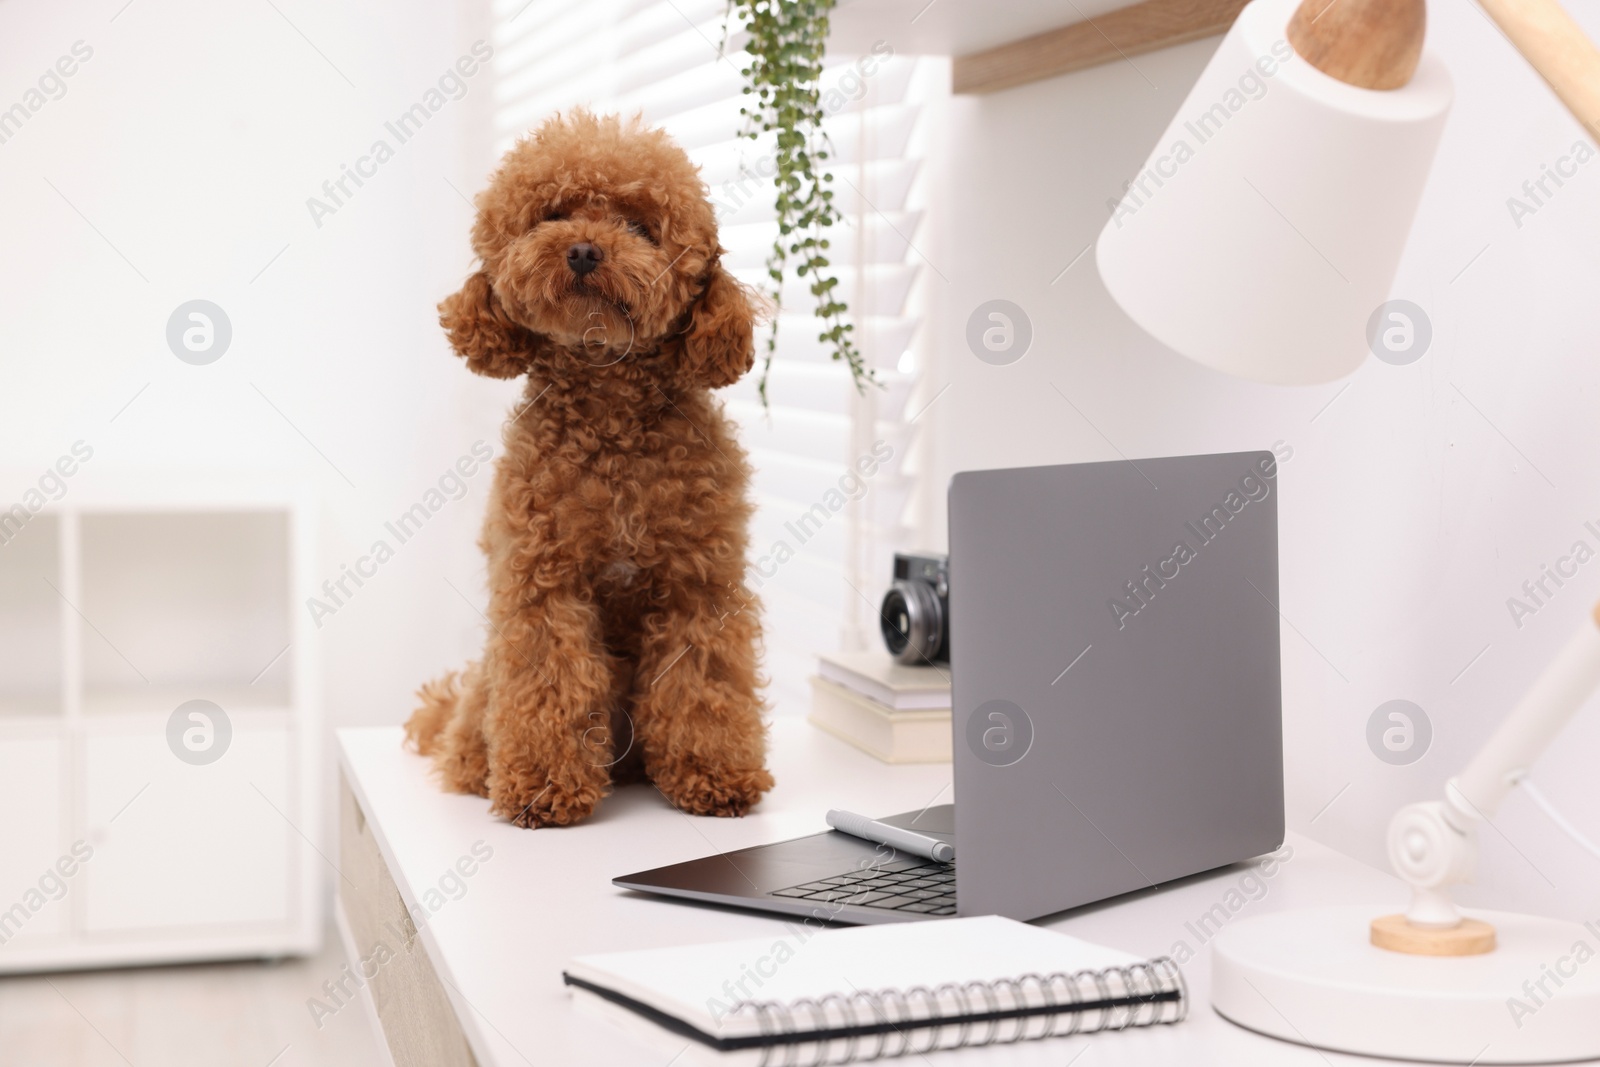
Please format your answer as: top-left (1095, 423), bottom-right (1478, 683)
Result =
top-left (1096, 0), bottom-right (1453, 385)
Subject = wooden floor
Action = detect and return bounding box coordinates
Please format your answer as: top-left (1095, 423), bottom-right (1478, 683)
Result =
top-left (0, 927), bottom-right (386, 1067)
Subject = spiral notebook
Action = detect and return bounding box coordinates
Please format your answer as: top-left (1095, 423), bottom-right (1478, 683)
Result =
top-left (563, 916), bottom-right (1186, 1063)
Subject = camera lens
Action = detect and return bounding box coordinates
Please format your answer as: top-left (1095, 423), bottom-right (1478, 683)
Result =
top-left (879, 579), bottom-right (944, 665)
top-left (880, 587), bottom-right (913, 657)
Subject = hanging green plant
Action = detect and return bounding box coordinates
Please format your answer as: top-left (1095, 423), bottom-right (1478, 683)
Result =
top-left (725, 0), bottom-right (875, 406)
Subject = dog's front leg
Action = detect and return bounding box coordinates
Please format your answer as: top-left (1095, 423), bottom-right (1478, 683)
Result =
top-left (481, 586), bottom-right (615, 827)
top-left (632, 580), bottom-right (773, 817)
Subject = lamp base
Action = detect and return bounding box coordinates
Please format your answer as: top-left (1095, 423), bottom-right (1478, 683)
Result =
top-left (1370, 913), bottom-right (1497, 956)
top-left (1213, 906), bottom-right (1600, 1063)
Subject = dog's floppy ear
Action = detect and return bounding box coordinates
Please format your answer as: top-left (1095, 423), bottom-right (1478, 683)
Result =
top-left (677, 258), bottom-right (758, 390)
top-left (439, 270), bottom-right (534, 379)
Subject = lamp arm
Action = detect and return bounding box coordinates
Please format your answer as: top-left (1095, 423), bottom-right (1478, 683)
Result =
top-left (1451, 607), bottom-right (1600, 821)
top-left (1387, 603), bottom-right (1600, 928)
top-left (1477, 0), bottom-right (1600, 142)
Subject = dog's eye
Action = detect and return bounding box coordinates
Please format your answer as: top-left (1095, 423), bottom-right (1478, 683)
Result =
top-left (541, 211), bottom-right (566, 225)
top-left (627, 220), bottom-right (657, 245)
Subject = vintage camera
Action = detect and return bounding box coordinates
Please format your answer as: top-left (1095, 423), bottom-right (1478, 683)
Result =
top-left (879, 552), bottom-right (950, 665)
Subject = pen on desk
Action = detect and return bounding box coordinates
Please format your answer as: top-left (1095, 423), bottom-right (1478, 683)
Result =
top-left (825, 809), bottom-right (955, 863)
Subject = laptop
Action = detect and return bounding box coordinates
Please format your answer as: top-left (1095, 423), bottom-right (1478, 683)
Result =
top-left (614, 451), bottom-right (1285, 924)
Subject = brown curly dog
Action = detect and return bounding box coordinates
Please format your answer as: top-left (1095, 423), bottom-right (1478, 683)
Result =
top-left (404, 110), bottom-right (773, 828)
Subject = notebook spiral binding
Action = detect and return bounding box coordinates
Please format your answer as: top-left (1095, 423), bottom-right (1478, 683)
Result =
top-left (732, 957), bottom-right (1187, 1067)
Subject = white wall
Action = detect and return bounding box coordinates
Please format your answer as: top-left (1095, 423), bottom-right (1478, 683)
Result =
top-left (0, 0), bottom-right (511, 803)
top-left (920, 6), bottom-right (1600, 922)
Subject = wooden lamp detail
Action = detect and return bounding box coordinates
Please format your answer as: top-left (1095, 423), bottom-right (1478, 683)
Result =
top-left (1287, 0), bottom-right (1426, 90)
top-left (1479, 0), bottom-right (1600, 142)
top-left (1370, 913), bottom-right (1496, 956)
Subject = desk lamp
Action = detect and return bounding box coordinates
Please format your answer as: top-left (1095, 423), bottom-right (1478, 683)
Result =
top-left (1095, 0), bottom-right (1600, 1060)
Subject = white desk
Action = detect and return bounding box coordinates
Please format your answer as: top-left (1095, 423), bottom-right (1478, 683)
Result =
top-left (337, 719), bottom-right (1446, 1066)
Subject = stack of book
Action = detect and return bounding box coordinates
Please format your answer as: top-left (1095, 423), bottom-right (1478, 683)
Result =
top-left (807, 650), bottom-right (951, 763)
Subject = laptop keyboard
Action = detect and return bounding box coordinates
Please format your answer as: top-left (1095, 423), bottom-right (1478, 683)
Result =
top-left (769, 861), bottom-right (957, 915)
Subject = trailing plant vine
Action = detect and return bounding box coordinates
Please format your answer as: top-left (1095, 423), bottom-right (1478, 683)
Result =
top-left (726, 0), bottom-right (874, 406)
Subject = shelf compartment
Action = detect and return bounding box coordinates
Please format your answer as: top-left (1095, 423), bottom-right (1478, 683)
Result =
top-left (0, 513), bottom-right (64, 718)
top-left (78, 511), bottom-right (292, 711)
top-left (81, 726), bottom-right (293, 933)
top-left (0, 733), bottom-right (69, 945)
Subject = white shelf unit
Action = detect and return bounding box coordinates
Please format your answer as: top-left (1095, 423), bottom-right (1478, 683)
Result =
top-left (0, 487), bottom-right (321, 973)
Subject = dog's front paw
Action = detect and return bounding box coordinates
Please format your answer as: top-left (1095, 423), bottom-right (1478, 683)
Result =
top-left (488, 768), bottom-right (605, 828)
top-left (655, 763), bottom-right (774, 818)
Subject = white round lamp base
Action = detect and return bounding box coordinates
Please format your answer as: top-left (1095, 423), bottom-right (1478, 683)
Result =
top-left (1212, 906), bottom-right (1600, 1063)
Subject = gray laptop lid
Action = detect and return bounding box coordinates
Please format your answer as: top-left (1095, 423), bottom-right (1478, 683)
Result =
top-left (950, 451), bottom-right (1284, 922)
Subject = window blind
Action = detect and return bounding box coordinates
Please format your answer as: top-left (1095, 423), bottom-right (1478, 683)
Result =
top-left (488, 0), bottom-right (938, 712)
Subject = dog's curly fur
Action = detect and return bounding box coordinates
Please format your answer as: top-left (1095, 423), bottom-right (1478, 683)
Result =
top-left (404, 111), bottom-right (773, 828)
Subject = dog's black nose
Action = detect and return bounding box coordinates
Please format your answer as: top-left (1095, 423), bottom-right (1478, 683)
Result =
top-left (566, 243), bottom-right (603, 276)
